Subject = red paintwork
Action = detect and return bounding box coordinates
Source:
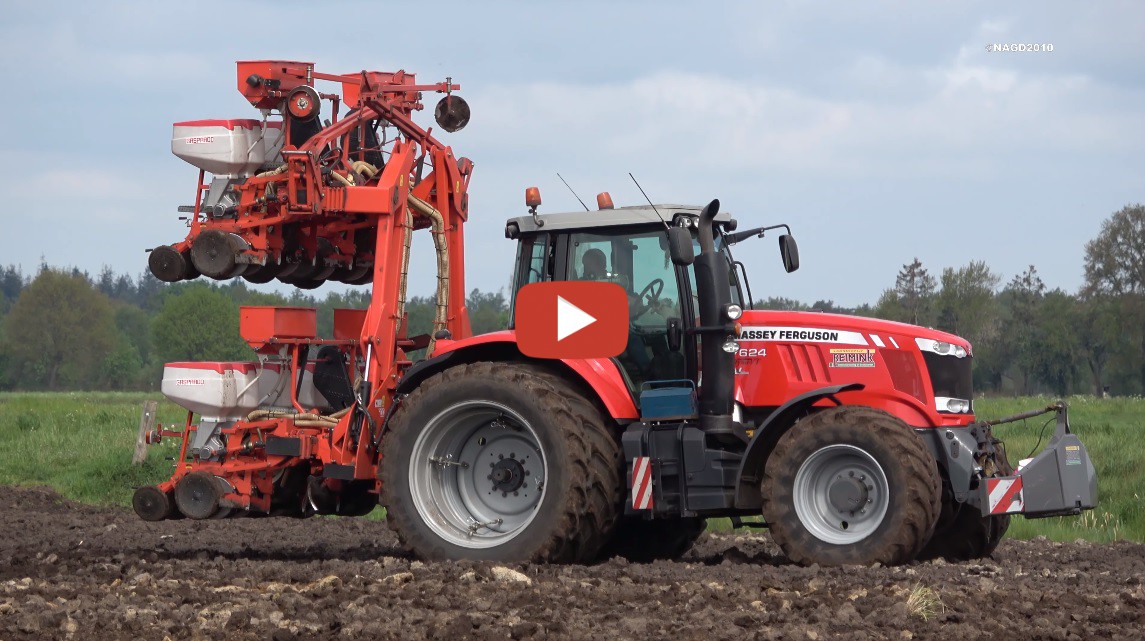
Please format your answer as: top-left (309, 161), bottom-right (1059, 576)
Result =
top-left (165, 361), bottom-right (260, 375)
top-left (431, 331), bottom-right (640, 420)
top-left (173, 119), bottom-right (263, 131)
top-left (733, 310), bottom-right (974, 428)
top-left (151, 61), bottom-right (475, 512)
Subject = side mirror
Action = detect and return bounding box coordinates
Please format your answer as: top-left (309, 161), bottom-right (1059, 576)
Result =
top-left (667, 227), bottom-right (694, 266)
top-left (779, 234), bottom-right (799, 273)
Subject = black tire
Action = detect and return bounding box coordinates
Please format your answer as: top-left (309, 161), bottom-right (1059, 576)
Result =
top-left (602, 517), bottom-right (706, 562)
top-left (380, 362), bottom-right (623, 563)
top-left (760, 406), bottom-right (941, 566)
top-left (919, 454), bottom-right (1013, 561)
top-left (174, 472), bottom-right (222, 520)
top-left (133, 486), bottom-right (174, 521)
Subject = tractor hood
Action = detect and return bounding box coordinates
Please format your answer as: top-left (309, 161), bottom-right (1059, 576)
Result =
top-left (737, 310), bottom-right (971, 353)
top-left (733, 310), bottom-right (975, 428)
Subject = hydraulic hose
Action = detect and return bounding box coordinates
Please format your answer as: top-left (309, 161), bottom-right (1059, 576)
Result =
top-left (407, 194), bottom-right (450, 354)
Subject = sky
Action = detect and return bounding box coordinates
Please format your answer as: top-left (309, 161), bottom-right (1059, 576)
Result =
top-left (1, 1), bottom-right (1142, 307)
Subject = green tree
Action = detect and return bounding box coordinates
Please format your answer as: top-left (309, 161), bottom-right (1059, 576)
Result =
top-left (1076, 294), bottom-right (1120, 396)
top-left (468, 289), bottom-right (509, 334)
top-left (1001, 266), bottom-right (1045, 394)
top-left (0, 265), bottom-right (25, 316)
top-left (755, 297), bottom-right (810, 311)
top-left (874, 258), bottom-right (937, 326)
top-left (152, 285), bottom-right (252, 363)
top-left (1028, 290), bottom-right (1083, 396)
top-left (0, 268), bottom-right (117, 389)
top-left (935, 261), bottom-right (1001, 340)
top-left (1082, 204), bottom-right (1145, 394)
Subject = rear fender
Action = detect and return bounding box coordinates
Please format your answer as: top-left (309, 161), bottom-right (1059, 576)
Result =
top-left (393, 333), bottom-right (638, 421)
top-left (733, 383), bottom-right (863, 509)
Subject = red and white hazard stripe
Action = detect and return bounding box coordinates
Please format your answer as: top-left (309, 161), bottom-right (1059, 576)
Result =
top-left (986, 477), bottom-right (1024, 515)
top-left (631, 457), bottom-right (654, 510)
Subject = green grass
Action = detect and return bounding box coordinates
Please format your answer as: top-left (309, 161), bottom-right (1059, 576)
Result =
top-left (0, 393), bottom-right (1141, 541)
top-left (982, 395), bottom-right (1144, 543)
top-left (0, 393), bottom-right (187, 507)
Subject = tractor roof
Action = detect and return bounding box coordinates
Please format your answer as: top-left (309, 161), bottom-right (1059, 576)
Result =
top-left (505, 204), bottom-right (735, 237)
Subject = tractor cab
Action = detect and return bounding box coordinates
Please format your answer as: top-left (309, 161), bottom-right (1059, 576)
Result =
top-left (504, 201), bottom-right (754, 395)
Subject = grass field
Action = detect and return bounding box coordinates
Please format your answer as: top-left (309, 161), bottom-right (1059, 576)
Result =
top-left (0, 392), bottom-right (1140, 542)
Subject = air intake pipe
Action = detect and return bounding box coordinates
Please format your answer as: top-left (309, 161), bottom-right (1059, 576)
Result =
top-left (693, 199), bottom-right (735, 435)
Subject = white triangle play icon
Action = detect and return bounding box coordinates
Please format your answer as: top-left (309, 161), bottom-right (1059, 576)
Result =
top-left (556, 295), bottom-right (597, 341)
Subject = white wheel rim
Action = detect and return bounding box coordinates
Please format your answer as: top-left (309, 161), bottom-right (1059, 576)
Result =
top-left (407, 401), bottom-right (548, 549)
top-left (793, 444), bottom-right (890, 545)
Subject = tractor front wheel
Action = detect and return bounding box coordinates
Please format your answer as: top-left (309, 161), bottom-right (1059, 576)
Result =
top-left (380, 362), bottom-right (622, 563)
top-left (761, 406), bottom-right (941, 566)
top-left (919, 453), bottom-right (1013, 561)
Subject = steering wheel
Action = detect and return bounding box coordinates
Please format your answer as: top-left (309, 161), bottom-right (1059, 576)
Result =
top-left (631, 278), bottom-right (665, 321)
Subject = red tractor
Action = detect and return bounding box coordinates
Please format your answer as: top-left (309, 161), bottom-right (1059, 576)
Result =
top-left (136, 60), bottom-right (1097, 566)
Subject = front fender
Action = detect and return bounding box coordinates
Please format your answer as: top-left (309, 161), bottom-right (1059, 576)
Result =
top-left (733, 383), bottom-right (864, 509)
top-left (394, 332), bottom-right (638, 421)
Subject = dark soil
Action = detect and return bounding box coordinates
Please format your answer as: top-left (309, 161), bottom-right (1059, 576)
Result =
top-left (1, 485), bottom-right (1142, 640)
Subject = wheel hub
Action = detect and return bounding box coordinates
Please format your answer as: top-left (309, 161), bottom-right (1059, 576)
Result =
top-left (489, 457), bottom-right (527, 492)
top-left (828, 474), bottom-right (870, 513)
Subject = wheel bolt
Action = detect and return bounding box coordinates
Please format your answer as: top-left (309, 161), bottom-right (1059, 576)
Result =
top-left (848, 471), bottom-right (854, 478)
top-left (513, 491), bottom-right (519, 496)
top-left (498, 454), bottom-right (504, 459)
top-left (510, 453), bottom-right (516, 459)
top-left (502, 492), bottom-right (507, 497)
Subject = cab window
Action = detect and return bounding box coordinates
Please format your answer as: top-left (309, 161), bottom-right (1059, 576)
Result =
top-left (568, 229), bottom-right (686, 388)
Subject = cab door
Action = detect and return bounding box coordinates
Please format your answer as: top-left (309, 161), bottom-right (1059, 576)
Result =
top-left (564, 227), bottom-right (690, 391)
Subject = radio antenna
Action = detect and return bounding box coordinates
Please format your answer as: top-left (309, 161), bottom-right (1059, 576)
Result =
top-left (628, 172), bottom-right (670, 230)
top-left (556, 173), bottom-right (590, 212)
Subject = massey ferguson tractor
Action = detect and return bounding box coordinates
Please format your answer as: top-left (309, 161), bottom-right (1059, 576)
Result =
top-left (134, 60), bottom-right (1098, 566)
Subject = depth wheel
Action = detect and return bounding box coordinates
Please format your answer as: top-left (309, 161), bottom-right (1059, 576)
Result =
top-left (133, 486), bottom-right (174, 521)
top-left (761, 406), bottom-right (941, 566)
top-left (381, 362), bottom-right (622, 562)
top-left (174, 471), bottom-right (222, 520)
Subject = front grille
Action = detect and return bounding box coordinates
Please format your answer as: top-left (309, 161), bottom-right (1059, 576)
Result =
top-left (922, 352), bottom-right (973, 401)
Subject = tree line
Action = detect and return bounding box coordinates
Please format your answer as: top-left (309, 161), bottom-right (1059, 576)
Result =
top-left (1, 204), bottom-right (1141, 396)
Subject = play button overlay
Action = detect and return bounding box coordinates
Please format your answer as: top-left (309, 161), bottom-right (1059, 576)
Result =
top-left (556, 295), bottom-right (596, 341)
top-left (516, 282), bottom-right (629, 359)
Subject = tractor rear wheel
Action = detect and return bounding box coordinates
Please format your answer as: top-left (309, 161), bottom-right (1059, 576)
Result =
top-left (761, 406), bottom-right (941, 566)
top-left (380, 362), bottom-right (623, 563)
top-left (602, 517), bottom-right (707, 562)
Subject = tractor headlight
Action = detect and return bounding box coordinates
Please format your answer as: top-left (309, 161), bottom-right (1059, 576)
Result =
top-left (722, 339), bottom-right (740, 353)
top-left (724, 303), bottom-right (743, 320)
top-left (915, 337), bottom-right (968, 358)
top-left (935, 396), bottom-right (972, 413)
